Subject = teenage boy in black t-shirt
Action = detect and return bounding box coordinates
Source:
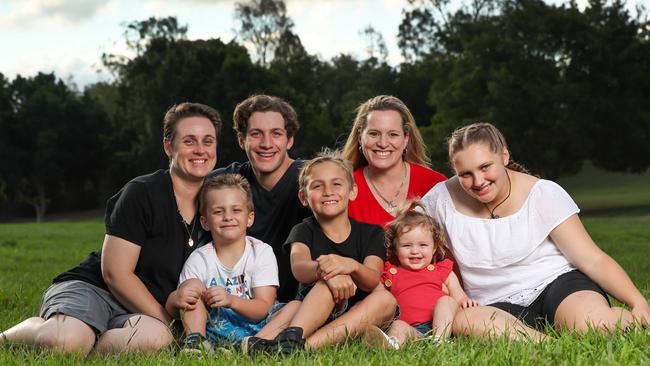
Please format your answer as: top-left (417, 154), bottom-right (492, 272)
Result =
top-left (241, 150), bottom-right (397, 355)
top-left (212, 95), bottom-right (310, 303)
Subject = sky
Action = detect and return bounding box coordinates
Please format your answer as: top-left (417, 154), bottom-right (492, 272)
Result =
top-left (1, 0), bottom-right (646, 89)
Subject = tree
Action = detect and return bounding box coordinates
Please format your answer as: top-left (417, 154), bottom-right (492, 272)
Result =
top-left (398, 0), bottom-right (501, 61)
top-left (359, 25), bottom-right (389, 63)
top-left (564, 0), bottom-right (650, 173)
top-left (3, 73), bottom-right (109, 221)
top-left (415, 0), bottom-right (585, 179)
top-left (0, 73), bottom-right (13, 205)
top-left (103, 16), bottom-right (188, 77)
top-left (234, 0), bottom-right (302, 66)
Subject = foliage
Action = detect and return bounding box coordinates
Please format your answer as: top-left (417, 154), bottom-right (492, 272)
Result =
top-left (405, 0), bottom-right (650, 179)
top-left (0, 73), bottom-right (109, 221)
top-left (359, 25), bottom-right (389, 63)
top-left (234, 0), bottom-right (305, 66)
top-left (2, 1), bottom-right (650, 219)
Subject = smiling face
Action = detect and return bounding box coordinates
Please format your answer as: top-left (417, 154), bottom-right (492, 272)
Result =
top-left (360, 109), bottom-right (409, 171)
top-left (200, 187), bottom-right (254, 245)
top-left (164, 116), bottom-right (217, 182)
top-left (452, 142), bottom-right (510, 204)
top-left (299, 161), bottom-right (357, 219)
top-left (395, 225), bottom-right (435, 271)
top-left (238, 111), bottom-right (294, 177)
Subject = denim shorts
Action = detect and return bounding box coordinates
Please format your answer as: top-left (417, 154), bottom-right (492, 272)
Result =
top-left (206, 302), bottom-right (285, 345)
top-left (413, 321), bottom-right (433, 336)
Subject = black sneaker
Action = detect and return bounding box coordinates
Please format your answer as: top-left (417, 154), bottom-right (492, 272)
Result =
top-left (240, 336), bottom-right (274, 355)
top-left (181, 332), bottom-right (212, 354)
top-left (275, 326), bottom-right (305, 355)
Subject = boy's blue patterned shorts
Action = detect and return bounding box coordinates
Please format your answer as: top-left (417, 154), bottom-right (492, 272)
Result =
top-left (206, 302), bottom-right (284, 345)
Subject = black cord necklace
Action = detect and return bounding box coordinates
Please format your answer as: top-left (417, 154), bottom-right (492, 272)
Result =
top-left (484, 169), bottom-right (511, 219)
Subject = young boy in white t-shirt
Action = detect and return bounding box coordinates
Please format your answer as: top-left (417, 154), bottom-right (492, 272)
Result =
top-left (165, 174), bottom-right (281, 351)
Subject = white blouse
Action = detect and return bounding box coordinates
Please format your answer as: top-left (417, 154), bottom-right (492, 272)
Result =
top-left (421, 179), bottom-right (579, 306)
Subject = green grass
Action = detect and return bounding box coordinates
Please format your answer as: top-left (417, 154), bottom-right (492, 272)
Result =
top-left (1, 166), bottom-right (650, 364)
top-left (558, 162), bottom-right (650, 214)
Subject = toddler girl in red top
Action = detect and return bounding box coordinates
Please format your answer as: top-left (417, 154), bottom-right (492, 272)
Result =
top-left (364, 199), bottom-right (478, 349)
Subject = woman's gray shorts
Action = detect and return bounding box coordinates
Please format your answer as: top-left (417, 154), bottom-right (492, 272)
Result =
top-left (39, 280), bottom-right (134, 335)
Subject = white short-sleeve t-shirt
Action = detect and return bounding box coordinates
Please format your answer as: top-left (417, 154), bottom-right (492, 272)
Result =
top-left (422, 179), bottom-right (579, 306)
top-left (178, 236), bottom-right (278, 300)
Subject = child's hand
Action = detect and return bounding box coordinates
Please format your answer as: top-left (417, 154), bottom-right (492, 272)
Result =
top-left (202, 286), bottom-right (232, 308)
top-left (459, 297), bottom-right (479, 308)
top-left (173, 280), bottom-right (203, 310)
top-left (316, 254), bottom-right (358, 280)
top-left (325, 274), bottom-right (357, 304)
top-left (631, 303), bottom-right (650, 325)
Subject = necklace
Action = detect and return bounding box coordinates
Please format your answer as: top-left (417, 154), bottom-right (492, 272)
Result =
top-left (484, 169), bottom-right (511, 219)
top-left (172, 189), bottom-right (198, 247)
top-left (179, 212), bottom-right (197, 247)
top-left (365, 162), bottom-right (408, 214)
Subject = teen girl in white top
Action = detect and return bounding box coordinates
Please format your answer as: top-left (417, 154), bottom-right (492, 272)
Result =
top-left (422, 122), bottom-right (649, 339)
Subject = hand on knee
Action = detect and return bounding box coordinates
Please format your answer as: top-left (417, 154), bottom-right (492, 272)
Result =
top-left (179, 278), bottom-right (206, 292)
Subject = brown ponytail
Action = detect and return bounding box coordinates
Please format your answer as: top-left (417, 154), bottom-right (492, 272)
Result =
top-left (448, 122), bottom-right (529, 174)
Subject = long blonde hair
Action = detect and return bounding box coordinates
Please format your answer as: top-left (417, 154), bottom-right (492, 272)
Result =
top-left (342, 95), bottom-right (431, 169)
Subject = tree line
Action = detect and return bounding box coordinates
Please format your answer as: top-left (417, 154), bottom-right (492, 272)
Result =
top-left (1, 0), bottom-right (648, 221)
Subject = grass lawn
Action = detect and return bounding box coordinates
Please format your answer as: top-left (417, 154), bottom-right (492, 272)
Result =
top-left (1, 165), bottom-right (649, 365)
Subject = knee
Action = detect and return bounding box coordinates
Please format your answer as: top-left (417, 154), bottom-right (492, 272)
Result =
top-left (133, 322), bottom-right (173, 352)
top-left (311, 280), bottom-right (335, 300)
top-left (35, 329), bottom-right (94, 356)
top-left (451, 307), bottom-right (475, 334)
top-left (437, 296), bottom-right (459, 310)
top-left (369, 290), bottom-right (397, 318)
top-left (180, 278), bottom-right (205, 292)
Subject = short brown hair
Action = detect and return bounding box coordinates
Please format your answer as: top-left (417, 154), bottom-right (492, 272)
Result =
top-left (163, 102), bottom-right (221, 142)
top-left (384, 199), bottom-right (446, 265)
top-left (199, 174), bottom-right (254, 215)
top-left (233, 95), bottom-right (299, 137)
top-left (298, 149), bottom-right (354, 196)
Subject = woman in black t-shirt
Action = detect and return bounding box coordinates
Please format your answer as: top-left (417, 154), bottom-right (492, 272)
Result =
top-left (1, 103), bottom-right (220, 355)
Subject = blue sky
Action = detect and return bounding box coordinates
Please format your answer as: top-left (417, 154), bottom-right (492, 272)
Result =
top-left (1, 0), bottom-right (645, 88)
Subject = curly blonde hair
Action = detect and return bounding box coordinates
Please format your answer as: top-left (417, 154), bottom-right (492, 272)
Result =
top-left (384, 199), bottom-right (446, 265)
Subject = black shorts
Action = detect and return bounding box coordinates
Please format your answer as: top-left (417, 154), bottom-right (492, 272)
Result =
top-left (488, 270), bottom-right (609, 330)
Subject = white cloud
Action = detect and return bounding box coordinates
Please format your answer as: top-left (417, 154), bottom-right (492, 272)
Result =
top-left (2, 51), bottom-right (110, 88)
top-left (1, 0), bottom-right (110, 27)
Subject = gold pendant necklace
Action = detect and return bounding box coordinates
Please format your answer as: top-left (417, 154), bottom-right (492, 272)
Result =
top-left (180, 214), bottom-right (197, 247)
top-left (172, 189), bottom-right (197, 247)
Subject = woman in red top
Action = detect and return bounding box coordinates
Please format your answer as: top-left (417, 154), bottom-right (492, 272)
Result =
top-left (342, 95), bottom-right (446, 226)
